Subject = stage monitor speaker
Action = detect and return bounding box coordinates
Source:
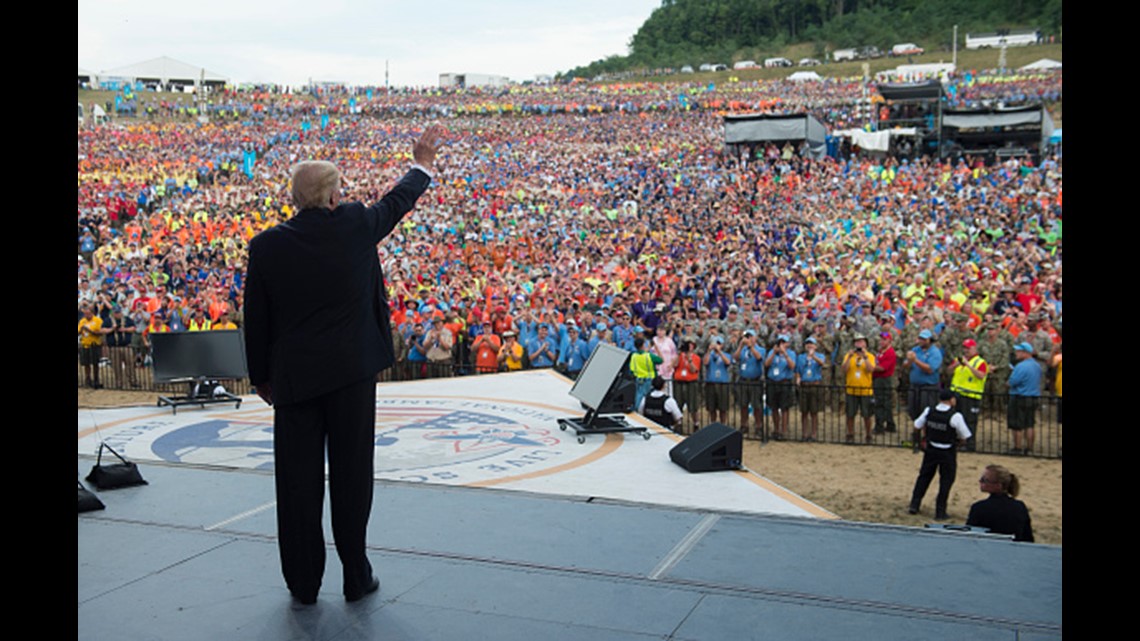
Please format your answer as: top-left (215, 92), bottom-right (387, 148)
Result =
top-left (595, 371), bottom-right (635, 414)
top-left (669, 423), bottom-right (742, 473)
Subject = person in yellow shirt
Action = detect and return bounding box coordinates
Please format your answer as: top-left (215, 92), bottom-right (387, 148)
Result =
top-left (212, 311), bottom-right (238, 331)
top-left (842, 334), bottom-right (877, 444)
top-left (497, 331), bottom-right (525, 371)
top-left (78, 304), bottom-right (106, 388)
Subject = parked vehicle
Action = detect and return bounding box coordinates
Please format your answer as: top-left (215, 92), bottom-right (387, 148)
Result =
top-left (833, 48), bottom-right (857, 62)
top-left (965, 29), bottom-right (1040, 49)
top-left (798, 58), bottom-right (821, 67)
top-left (891, 43), bottom-right (924, 56)
top-left (733, 60), bottom-right (757, 70)
top-left (764, 57), bottom-right (793, 68)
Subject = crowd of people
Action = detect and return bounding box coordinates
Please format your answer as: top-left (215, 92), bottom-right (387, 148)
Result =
top-left (79, 70), bottom-right (1062, 457)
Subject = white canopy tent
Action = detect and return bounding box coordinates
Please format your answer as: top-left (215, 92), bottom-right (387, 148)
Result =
top-left (101, 56), bottom-right (228, 89)
top-left (1019, 58), bottom-right (1062, 71)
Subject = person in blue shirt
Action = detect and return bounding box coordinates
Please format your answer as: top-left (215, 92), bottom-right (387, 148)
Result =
top-left (906, 328), bottom-right (943, 449)
top-left (406, 322), bottom-right (428, 379)
top-left (906, 329), bottom-right (942, 411)
top-left (612, 311), bottom-right (636, 352)
top-left (765, 334), bottom-right (798, 441)
top-left (557, 325), bottom-right (590, 379)
top-left (796, 337), bottom-right (828, 442)
top-left (734, 329), bottom-right (765, 437)
top-left (526, 323), bottom-right (558, 369)
top-left (704, 336), bottom-right (733, 426)
top-left (1007, 342), bottom-right (1043, 456)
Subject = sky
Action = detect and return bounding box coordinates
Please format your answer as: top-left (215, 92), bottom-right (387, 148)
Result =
top-left (78, 0), bottom-right (663, 87)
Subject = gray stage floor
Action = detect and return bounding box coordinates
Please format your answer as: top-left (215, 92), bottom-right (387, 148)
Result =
top-left (78, 459), bottom-right (1062, 641)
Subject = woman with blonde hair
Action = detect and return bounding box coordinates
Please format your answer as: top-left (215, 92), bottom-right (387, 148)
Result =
top-left (966, 465), bottom-right (1034, 542)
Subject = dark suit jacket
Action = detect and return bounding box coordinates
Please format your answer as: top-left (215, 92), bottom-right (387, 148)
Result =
top-left (244, 169), bottom-right (430, 406)
top-left (966, 494), bottom-right (1034, 542)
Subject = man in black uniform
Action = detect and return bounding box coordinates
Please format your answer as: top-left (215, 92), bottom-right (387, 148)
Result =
top-left (638, 376), bottom-right (683, 432)
top-left (244, 125), bottom-right (445, 606)
top-left (907, 390), bottom-right (972, 520)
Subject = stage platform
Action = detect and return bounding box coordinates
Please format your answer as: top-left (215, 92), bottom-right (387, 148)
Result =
top-left (78, 370), bottom-right (831, 519)
top-left (78, 371), bottom-right (1062, 640)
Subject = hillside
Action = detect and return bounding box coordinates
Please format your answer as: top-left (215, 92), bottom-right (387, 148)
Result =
top-left (564, 0), bottom-right (1062, 79)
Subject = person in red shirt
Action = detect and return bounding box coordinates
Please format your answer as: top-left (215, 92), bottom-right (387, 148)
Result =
top-left (1015, 280), bottom-right (1041, 317)
top-left (873, 331), bottom-right (898, 434)
top-left (673, 340), bottom-right (701, 434)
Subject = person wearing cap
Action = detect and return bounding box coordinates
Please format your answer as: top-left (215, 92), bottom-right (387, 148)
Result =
top-left (638, 376), bottom-right (683, 432)
top-left (612, 310), bottom-right (635, 352)
top-left (406, 322), bottom-right (428, 379)
top-left (991, 285), bottom-right (1021, 318)
top-left (470, 318), bottom-right (501, 374)
top-left (703, 335), bottom-right (733, 426)
top-left (487, 305), bottom-right (510, 336)
top-left (938, 313), bottom-right (968, 387)
top-left (425, 314), bottom-right (454, 378)
top-left (498, 331), bottom-right (525, 372)
top-left (556, 324), bottom-right (590, 379)
top-left (765, 334), bottom-right (797, 441)
top-left (872, 331), bottom-right (897, 434)
top-left (978, 322), bottom-right (1013, 412)
top-left (674, 340), bottom-right (702, 433)
top-left (105, 307), bottom-right (138, 387)
top-left (905, 327), bottom-right (943, 427)
top-left (734, 329), bottom-right (766, 438)
top-left (907, 390), bottom-right (972, 520)
top-left (526, 323), bottom-right (558, 370)
top-left (842, 334), bottom-right (877, 444)
top-left (1007, 342), bottom-right (1042, 455)
top-left (949, 338), bottom-right (988, 451)
top-left (78, 303), bottom-right (107, 388)
top-left (795, 336), bottom-right (827, 442)
top-left (630, 337), bottom-right (664, 411)
top-left (1025, 314), bottom-right (1053, 385)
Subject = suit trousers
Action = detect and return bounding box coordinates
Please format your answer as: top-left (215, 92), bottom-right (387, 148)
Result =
top-left (273, 376), bottom-right (376, 600)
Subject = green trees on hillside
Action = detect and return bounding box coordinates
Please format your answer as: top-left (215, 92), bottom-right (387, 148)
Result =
top-left (563, 0), bottom-right (1061, 79)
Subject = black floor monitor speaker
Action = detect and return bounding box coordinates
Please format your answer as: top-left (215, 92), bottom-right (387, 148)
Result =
top-left (595, 371), bottom-right (635, 414)
top-left (669, 423), bottom-right (743, 473)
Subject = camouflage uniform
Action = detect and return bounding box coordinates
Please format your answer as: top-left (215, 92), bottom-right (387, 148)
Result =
top-left (1027, 321), bottom-right (1054, 393)
top-left (978, 325), bottom-right (1012, 412)
top-left (938, 314), bottom-right (968, 387)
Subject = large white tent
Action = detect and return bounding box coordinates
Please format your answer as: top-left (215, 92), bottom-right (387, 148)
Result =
top-left (1020, 58), bottom-right (1062, 71)
top-left (99, 56), bottom-right (228, 88)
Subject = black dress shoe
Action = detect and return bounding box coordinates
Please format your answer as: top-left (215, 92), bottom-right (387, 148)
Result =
top-left (934, 512), bottom-right (950, 521)
top-left (907, 506), bottom-right (919, 515)
top-left (345, 576), bottom-right (380, 602)
top-left (291, 592), bottom-right (317, 608)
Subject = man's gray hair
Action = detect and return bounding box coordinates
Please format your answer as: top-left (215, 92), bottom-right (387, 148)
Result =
top-left (291, 161), bottom-right (340, 210)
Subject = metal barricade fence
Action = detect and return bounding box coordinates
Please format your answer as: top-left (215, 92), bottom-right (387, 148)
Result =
top-left (81, 352), bottom-right (1061, 459)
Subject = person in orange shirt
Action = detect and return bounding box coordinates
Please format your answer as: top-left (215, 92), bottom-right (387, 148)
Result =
top-left (470, 318), bottom-right (501, 374)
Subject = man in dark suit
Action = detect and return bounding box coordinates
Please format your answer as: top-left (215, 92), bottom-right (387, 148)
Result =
top-left (244, 125), bottom-right (444, 605)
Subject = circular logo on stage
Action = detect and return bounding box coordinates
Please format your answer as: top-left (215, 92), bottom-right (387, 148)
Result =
top-left (91, 395), bottom-right (613, 486)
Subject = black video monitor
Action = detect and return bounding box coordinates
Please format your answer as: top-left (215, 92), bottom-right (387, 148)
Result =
top-left (151, 330), bottom-right (249, 382)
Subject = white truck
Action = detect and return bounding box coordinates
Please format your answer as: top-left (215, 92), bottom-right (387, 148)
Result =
top-left (439, 72), bottom-right (510, 89)
top-left (890, 43), bottom-right (924, 56)
top-left (965, 30), bottom-right (1040, 49)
